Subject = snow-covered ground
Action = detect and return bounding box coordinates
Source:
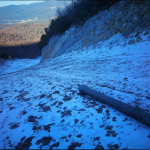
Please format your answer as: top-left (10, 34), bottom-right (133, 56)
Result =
top-left (0, 57), bottom-right (41, 75)
top-left (0, 34), bottom-right (150, 149)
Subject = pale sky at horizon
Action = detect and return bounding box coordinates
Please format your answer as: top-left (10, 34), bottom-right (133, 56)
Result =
top-left (0, 1), bottom-right (43, 7)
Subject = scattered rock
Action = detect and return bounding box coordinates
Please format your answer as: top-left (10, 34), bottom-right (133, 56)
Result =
top-left (105, 125), bottom-right (113, 130)
top-left (43, 123), bottom-right (55, 132)
top-left (0, 98), bottom-right (3, 101)
top-left (21, 110), bottom-right (27, 115)
top-left (51, 86), bottom-right (56, 89)
top-left (47, 94), bottom-right (52, 98)
top-left (112, 117), bottom-right (116, 121)
top-left (71, 90), bottom-right (76, 94)
top-left (61, 136), bottom-right (67, 139)
top-left (68, 142), bottom-right (82, 150)
top-left (105, 110), bottom-right (110, 114)
top-left (96, 105), bottom-right (106, 113)
top-left (106, 133), bottom-right (110, 137)
top-left (78, 108), bottom-right (85, 111)
top-left (74, 119), bottom-right (79, 124)
top-left (27, 115), bottom-right (38, 122)
top-left (61, 119), bottom-right (65, 123)
top-left (100, 124), bottom-right (105, 128)
top-left (93, 137), bottom-right (100, 141)
top-left (10, 123), bottom-right (20, 129)
top-left (21, 136), bottom-right (26, 142)
top-left (89, 101), bottom-right (99, 107)
top-left (108, 144), bottom-right (119, 149)
top-left (105, 110), bottom-right (110, 119)
top-left (36, 136), bottom-right (52, 146)
top-left (51, 101), bottom-right (57, 106)
top-left (94, 144), bottom-right (104, 150)
top-left (80, 120), bottom-right (84, 124)
top-left (2, 90), bottom-right (9, 94)
top-left (146, 96), bottom-right (150, 100)
top-left (127, 123), bottom-right (132, 125)
top-left (42, 106), bottom-right (51, 112)
top-left (123, 77), bottom-right (128, 81)
top-left (76, 134), bottom-right (82, 138)
top-left (40, 94), bottom-right (46, 99)
top-left (32, 125), bottom-right (42, 132)
top-left (101, 85), bottom-right (107, 87)
top-left (68, 135), bottom-right (72, 138)
top-left (50, 142), bottom-right (59, 150)
top-left (44, 125), bottom-right (50, 132)
top-left (53, 91), bottom-right (60, 94)
top-left (61, 110), bottom-right (72, 118)
top-left (58, 101), bottom-right (63, 106)
top-left (107, 130), bottom-right (118, 137)
top-left (63, 107), bottom-right (67, 110)
top-left (38, 103), bottom-right (46, 107)
top-left (122, 118), bottom-right (128, 121)
top-left (16, 91), bottom-right (29, 101)
top-left (15, 136), bottom-right (34, 150)
top-left (9, 107), bottom-right (15, 110)
top-left (63, 95), bottom-right (72, 101)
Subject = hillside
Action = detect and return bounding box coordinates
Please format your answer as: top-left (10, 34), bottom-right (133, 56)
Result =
top-left (41, 0), bottom-right (150, 61)
top-left (0, 22), bottom-right (48, 59)
top-left (0, 23), bottom-right (48, 46)
top-left (0, 1), bottom-right (71, 24)
top-left (0, 24), bottom-right (13, 30)
top-left (0, 0), bottom-right (150, 149)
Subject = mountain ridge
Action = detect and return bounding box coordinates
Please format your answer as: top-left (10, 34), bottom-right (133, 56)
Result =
top-left (0, 1), bottom-right (71, 24)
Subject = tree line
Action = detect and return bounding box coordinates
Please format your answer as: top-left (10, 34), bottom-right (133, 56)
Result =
top-left (0, 23), bottom-right (48, 46)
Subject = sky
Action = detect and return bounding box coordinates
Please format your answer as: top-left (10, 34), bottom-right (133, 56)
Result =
top-left (0, 1), bottom-right (43, 7)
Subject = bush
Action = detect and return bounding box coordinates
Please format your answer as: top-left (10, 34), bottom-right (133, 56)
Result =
top-left (38, 0), bottom-right (120, 50)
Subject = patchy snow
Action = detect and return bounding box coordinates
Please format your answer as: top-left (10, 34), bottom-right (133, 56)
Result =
top-left (0, 57), bottom-right (41, 75)
top-left (0, 33), bottom-right (150, 149)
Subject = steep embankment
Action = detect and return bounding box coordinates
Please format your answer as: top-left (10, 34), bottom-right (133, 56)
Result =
top-left (41, 0), bottom-right (150, 62)
top-left (0, 1), bottom-right (150, 149)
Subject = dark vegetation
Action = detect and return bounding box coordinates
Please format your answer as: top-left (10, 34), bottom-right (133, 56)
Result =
top-left (38, 0), bottom-right (120, 50)
top-left (0, 23), bottom-right (47, 59)
top-left (0, 23), bottom-right (47, 46)
top-left (0, 24), bottom-right (13, 30)
top-left (0, 43), bottom-right (41, 59)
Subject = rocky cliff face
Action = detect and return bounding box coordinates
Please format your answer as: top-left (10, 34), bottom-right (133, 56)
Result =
top-left (40, 0), bottom-right (150, 62)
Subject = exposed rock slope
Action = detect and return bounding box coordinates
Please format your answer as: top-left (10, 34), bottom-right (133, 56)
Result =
top-left (41, 0), bottom-right (150, 62)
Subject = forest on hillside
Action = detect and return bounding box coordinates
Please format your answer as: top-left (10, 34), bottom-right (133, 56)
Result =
top-left (0, 24), bottom-right (13, 30)
top-left (0, 22), bottom-right (48, 59)
top-left (0, 23), bottom-right (48, 46)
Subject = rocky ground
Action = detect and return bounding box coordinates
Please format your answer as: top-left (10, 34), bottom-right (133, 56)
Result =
top-left (0, 34), bottom-right (150, 149)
